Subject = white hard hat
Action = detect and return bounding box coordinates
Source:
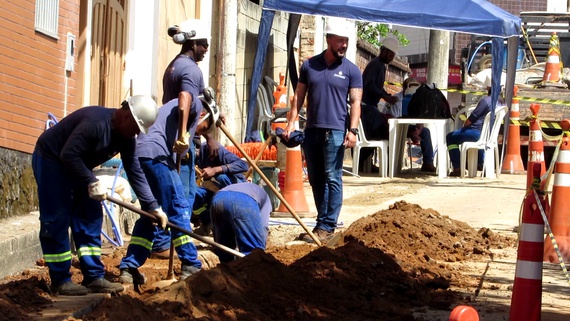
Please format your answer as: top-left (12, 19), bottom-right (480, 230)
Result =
top-left (382, 38), bottom-right (399, 55)
top-left (170, 19), bottom-right (210, 44)
top-left (325, 17), bottom-right (353, 38)
top-left (198, 87), bottom-right (220, 134)
top-left (127, 95), bottom-right (158, 134)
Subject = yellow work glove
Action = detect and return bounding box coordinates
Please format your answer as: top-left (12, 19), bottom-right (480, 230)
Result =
top-left (88, 180), bottom-right (107, 201)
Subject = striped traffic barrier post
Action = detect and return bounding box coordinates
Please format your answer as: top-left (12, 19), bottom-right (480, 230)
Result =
top-left (543, 119), bottom-right (570, 263)
top-left (526, 104), bottom-right (546, 190)
top-left (509, 163), bottom-right (545, 321)
top-left (502, 85), bottom-right (525, 174)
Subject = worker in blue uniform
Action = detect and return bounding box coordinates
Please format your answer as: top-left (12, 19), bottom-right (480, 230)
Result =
top-left (191, 141), bottom-right (249, 235)
top-left (209, 182), bottom-right (272, 263)
top-left (119, 90), bottom-right (219, 284)
top-left (32, 95), bottom-right (163, 296)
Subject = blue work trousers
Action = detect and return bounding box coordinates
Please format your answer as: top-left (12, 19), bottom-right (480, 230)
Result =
top-left (446, 128), bottom-right (483, 169)
top-left (210, 191), bottom-right (267, 263)
top-left (32, 151), bottom-right (105, 286)
top-left (302, 128), bottom-right (345, 232)
top-left (152, 145), bottom-right (197, 252)
top-left (411, 126), bottom-right (434, 165)
top-left (120, 158), bottom-right (201, 269)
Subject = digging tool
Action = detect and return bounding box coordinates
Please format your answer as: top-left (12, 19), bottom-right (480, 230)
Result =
top-left (245, 134), bottom-right (274, 180)
top-left (105, 195), bottom-right (245, 258)
top-left (216, 122), bottom-right (322, 246)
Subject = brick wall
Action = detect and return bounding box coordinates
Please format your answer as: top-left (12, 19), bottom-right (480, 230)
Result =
top-left (0, 0), bottom-right (79, 154)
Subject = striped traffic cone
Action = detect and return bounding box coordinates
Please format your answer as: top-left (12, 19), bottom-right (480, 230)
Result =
top-left (526, 103), bottom-right (546, 190)
top-left (543, 119), bottom-right (570, 263)
top-left (540, 32), bottom-right (563, 84)
top-left (509, 163), bottom-right (545, 321)
top-left (501, 85), bottom-right (525, 174)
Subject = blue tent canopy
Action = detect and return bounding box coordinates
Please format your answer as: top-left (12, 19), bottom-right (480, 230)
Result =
top-left (245, 0), bottom-right (522, 141)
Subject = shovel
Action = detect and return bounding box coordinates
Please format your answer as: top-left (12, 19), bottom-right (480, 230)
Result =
top-left (105, 195), bottom-right (245, 259)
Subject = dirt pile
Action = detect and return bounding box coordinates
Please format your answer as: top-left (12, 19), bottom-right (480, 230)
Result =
top-left (0, 201), bottom-right (516, 321)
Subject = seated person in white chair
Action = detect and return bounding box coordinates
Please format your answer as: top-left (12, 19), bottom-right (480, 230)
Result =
top-left (446, 77), bottom-right (495, 176)
top-left (385, 78), bottom-right (436, 173)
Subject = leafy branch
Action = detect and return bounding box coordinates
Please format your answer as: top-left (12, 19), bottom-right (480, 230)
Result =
top-left (356, 22), bottom-right (409, 48)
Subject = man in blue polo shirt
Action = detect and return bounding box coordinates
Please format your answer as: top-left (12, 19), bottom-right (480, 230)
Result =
top-left (282, 17), bottom-right (363, 243)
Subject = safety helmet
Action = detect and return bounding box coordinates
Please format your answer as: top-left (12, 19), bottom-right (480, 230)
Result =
top-left (325, 17), bottom-right (353, 38)
top-left (127, 95), bottom-right (159, 134)
top-left (381, 38), bottom-right (399, 55)
top-left (198, 87), bottom-right (220, 134)
top-left (170, 19), bottom-right (210, 44)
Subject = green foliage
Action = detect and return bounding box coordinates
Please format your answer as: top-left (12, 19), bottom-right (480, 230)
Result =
top-left (356, 22), bottom-right (409, 48)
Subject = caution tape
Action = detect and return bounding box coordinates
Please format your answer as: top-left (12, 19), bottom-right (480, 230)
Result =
top-left (533, 189), bottom-right (570, 286)
top-left (385, 81), bottom-right (570, 106)
top-left (456, 114), bottom-right (563, 130)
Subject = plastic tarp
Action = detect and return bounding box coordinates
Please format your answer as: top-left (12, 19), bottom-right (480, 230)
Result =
top-left (245, 0), bottom-right (522, 141)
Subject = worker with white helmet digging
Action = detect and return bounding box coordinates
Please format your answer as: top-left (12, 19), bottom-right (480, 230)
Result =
top-left (32, 95), bottom-right (161, 296)
top-left (119, 90), bottom-right (219, 285)
top-left (151, 19), bottom-right (221, 259)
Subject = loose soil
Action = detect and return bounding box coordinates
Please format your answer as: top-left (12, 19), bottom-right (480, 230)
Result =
top-left (0, 200), bottom-right (519, 321)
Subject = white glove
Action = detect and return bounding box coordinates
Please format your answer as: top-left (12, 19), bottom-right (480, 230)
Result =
top-left (150, 207), bottom-right (168, 230)
top-left (88, 181), bottom-right (107, 201)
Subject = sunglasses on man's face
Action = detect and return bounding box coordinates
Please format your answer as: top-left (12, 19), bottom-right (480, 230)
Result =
top-left (196, 42), bottom-right (209, 49)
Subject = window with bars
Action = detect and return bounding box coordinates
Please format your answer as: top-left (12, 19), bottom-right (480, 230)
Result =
top-left (35, 0), bottom-right (60, 39)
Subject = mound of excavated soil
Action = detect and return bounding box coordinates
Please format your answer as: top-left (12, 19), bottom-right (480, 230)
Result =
top-left (0, 201), bottom-right (516, 321)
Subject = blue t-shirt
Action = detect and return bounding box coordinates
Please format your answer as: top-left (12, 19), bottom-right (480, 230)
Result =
top-left (136, 98), bottom-right (202, 168)
top-left (299, 51), bottom-right (363, 131)
top-left (468, 96), bottom-right (493, 131)
top-left (162, 54), bottom-right (205, 104)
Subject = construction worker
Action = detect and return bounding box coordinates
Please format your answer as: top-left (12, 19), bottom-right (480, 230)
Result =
top-left (192, 141), bottom-right (249, 235)
top-left (32, 95), bottom-right (162, 296)
top-left (119, 90), bottom-right (219, 284)
top-left (151, 19), bottom-right (219, 258)
top-left (209, 182), bottom-right (272, 263)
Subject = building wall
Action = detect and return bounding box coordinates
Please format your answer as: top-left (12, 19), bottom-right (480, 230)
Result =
top-left (0, 0), bottom-right (80, 154)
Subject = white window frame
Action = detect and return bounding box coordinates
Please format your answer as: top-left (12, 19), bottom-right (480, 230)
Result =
top-left (35, 0), bottom-right (60, 39)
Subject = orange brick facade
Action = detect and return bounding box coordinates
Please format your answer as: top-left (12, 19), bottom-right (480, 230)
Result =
top-left (0, 0), bottom-right (80, 154)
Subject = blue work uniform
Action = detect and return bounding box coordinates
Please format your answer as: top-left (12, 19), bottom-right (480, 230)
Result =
top-left (192, 142), bottom-right (249, 225)
top-left (32, 107), bottom-right (158, 287)
top-left (152, 53), bottom-right (205, 253)
top-left (209, 182), bottom-right (271, 263)
top-left (300, 51), bottom-right (362, 233)
top-left (446, 95), bottom-right (493, 169)
top-left (120, 98), bottom-right (203, 271)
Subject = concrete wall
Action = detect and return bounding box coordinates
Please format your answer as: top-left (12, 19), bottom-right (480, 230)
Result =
top-left (0, 149), bottom-right (37, 219)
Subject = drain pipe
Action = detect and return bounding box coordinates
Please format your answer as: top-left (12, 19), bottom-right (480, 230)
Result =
top-left (216, 0), bottom-right (238, 145)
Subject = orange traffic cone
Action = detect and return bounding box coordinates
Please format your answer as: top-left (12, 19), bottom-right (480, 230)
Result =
top-left (502, 85), bottom-right (525, 174)
top-left (540, 32), bottom-right (564, 86)
top-left (543, 119), bottom-right (570, 263)
top-left (526, 104), bottom-right (546, 190)
top-left (509, 163), bottom-right (545, 321)
top-left (449, 305), bottom-right (479, 321)
top-left (272, 116), bottom-right (313, 218)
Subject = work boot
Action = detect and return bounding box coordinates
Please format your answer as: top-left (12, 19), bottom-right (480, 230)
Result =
top-left (193, 223), bottom-right (213, 237)
top-left (119, 268), bottom-right (147, 285)
top-left (300, 228), bottom-right (334, 243)
top-left (179, 264), bottom-right (201, 281)
top-left (420, 163), bottom-right (437, 173)
top-left (52, 281), bottom-right (90, 296)
top-left (85, 278), bottom-right (124, 294)
top-left (449, 169), bottom-right (461, 177)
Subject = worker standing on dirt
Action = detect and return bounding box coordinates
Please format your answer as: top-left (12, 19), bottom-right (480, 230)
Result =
top-left (359, 37), bottom-right (400, 173)
top-left (32, 96), bottom-right (162, 296)
top-left (282, 17), bottom-right (362, 243)
top-left (209, 182), bottom-right (272, 263)
top-left (119, 91), bottom-right (219, 284)
top-left (192, 140), bottom-right (249, 236)
top-left (151, 19), bottom-right (220, 259)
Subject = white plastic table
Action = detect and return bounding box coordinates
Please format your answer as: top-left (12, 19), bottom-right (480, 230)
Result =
top-left (388, 118), bottom-right (454, 179)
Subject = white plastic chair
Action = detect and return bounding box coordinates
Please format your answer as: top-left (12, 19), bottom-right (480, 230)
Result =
top-left (352, 119), bottom-right (389, 177)
top-left (459, 105), bottom-right (508, 178)
top-left (454, 105), bottom-right (476, 130)
top-left (256, 83), bottom-right (274, 141)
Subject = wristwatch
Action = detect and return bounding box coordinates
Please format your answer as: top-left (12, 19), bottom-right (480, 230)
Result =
top-left (349, 128), bottom-right (359, 135)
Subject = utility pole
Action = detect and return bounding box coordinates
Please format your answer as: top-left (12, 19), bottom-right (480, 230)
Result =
top-left (427, 30), bottom-right (450, 96)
